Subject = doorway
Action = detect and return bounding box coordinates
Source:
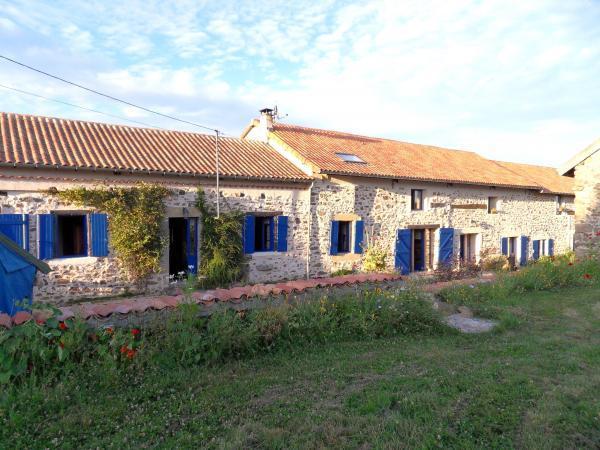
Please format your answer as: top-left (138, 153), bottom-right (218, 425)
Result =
top-left (169, 217), bottom-right (198, 277)
top-left (413, 229), bottom-right (425, 271)
top-left (460, 234), bottom-right (478, 264)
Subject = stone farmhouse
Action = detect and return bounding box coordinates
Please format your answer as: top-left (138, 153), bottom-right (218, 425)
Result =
top-left (243, 109), bottom-right (575, 277)
top-left (0, 110), bottom-right (575, 305)
top-left (560, 137), bottom-right (600, 256)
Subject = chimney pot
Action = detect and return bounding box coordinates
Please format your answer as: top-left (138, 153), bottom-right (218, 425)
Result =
top-left (259, 107), bottom-right (274, 130)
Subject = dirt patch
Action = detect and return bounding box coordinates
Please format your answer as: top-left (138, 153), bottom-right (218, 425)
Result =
top-left (445, 314), bottom-right (496, 333)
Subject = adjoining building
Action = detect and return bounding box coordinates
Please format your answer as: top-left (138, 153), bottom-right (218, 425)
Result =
top-left (0, 109), bottom-right (576, 305)
top-left (560, 137), bottom-right (600, 256)
top-left (242, 109), bottom-right (575, 276)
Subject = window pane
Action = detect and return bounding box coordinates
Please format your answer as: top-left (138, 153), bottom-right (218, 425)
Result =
top-left (254, 216), bottom-right (274, 251)
top-left (337, 221), bottom-right (351, 253)
top-left (411, 190), bottom-right (423, 210)
top-left (57, 214), bottom-right (86, 257)
top-left (335, 153), bottom-right (365, 163)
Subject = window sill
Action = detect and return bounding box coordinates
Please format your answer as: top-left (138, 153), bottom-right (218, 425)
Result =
top-left (331, 253), bottom-right (361, 262)
top-left (46, 256), bottom-right (100, 266)
top-left (250, 251), bottom-right (279, 257)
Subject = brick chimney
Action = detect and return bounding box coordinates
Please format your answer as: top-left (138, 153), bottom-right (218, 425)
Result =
top-left (259, 107), bottom-right (274, 130)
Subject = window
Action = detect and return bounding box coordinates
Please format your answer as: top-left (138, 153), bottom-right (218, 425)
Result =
top-left (539, 239), bottom-right (547, 256)
top-left (556, 195), bottom-right (565, 213)
top-left (488, 196), bottom-right (498, 214)
top-left (335, 153), bottom-right (365, 163)
top-left (56, 214), bottom-right (87, 257)
top-left (336, 221), bottom-right (351, 253)
top-left (254, 216), bottom-right (274, 252)
top-left (411, 189), bottom-right (423, 211)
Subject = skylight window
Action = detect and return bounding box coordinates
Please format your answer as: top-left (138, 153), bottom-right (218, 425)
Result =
top-left (336, 153), bottom-right (365, 163)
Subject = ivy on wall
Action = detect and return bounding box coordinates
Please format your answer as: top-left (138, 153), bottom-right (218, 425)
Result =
top-left (196, 187), bottom-right (244, 288)
top-left (54, 183), bottom-right (170, 281)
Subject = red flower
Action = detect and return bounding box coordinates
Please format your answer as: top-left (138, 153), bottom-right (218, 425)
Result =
top-left (126, 349), bottom-right (136, 359)
top-left (568, 262), bottom-right (573, 266)
top-left (36, 319), bottom-right (45, 325)
top-left (596, 231), bottom-right (600, 236)
top-left (105, 327), bottom-right (113, 335)
top-left (120, 345), bottom-right (128, 354)
top-left (58, 322), bottom-right (68, 331)
top-left (131, 328), bottom-right (140, 337)
top-left (583, 273), bottom-right (592, 280)
top-left (59, 342), bottom-right (65, 349)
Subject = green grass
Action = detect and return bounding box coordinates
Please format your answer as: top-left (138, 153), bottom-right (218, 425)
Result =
top-left (2, 287), bottom-right (600, 449)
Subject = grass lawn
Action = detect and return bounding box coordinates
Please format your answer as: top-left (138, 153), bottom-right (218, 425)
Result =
top-left (3, 286), bottom-right (600, 449)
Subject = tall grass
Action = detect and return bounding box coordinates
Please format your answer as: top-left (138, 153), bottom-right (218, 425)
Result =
top-left (438, 255), bottom-right (600, 318)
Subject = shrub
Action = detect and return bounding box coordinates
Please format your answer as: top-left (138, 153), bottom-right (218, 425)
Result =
top-left (55, 183), bottom-right (170, 280)
top-left (196, 188), bottom-right (244, 288)
top-left (434, 256), bottom-right (481, 282)
top-left (481, 253), bottom-right (510, 272)
top-left (361, 229), bottom-right (388, 272)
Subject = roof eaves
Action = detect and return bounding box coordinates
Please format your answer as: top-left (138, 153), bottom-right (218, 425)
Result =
top-left (559, 137), bottom-right (600, 175)
top-left (1, 162), bottom-right (311, 183)
top-left (320, 169), bottom-right (541, 190)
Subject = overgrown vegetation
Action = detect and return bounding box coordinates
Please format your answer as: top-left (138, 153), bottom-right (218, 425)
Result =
top-left (55, 183), bottom-right (170, 280)
top-left (195, 187), bottom-right (244, 288)
top-left (439, 252), bottom-right (600, 318)
top-left (0, 287), bottom-right (445, 386)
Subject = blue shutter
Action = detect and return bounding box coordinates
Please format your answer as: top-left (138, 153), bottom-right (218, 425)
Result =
top-left (501, 237), bottom-right (508, 256)
top-left (0, 214), bottom-right (29, 250)
top-left (395, 229), bottom-right (412, 275)
top-left (520, 236), bottom-right (529, 266)
top-left (532, 240), bottom-right (540, 260)
top-left (439, 228), bottom-right (454, 266)
top-left (277, 216), bottom-right (288, 252)
top-left (90, 213), bottom-right (109, 257)
top-left (354, 220), bottom-right (364, 254)
top-left (330, 221), bottom-right (339, 255)
top-left (548, 239), bottom-right (554, 256)
top-left (185, 217), bottom-right (198, 273)
top-left (243, 215), bottom-right (255, 254)
top-left (38, 214), bottom-right (56, 260)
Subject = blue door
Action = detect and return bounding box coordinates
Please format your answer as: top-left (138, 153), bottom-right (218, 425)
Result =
top-left (185, 217), bottom-right (198, 274)
top-left (395, 229), bottom-right (412, 275)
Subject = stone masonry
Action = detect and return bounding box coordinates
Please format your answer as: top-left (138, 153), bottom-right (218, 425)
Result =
top-left (310, 176), bottom-right (574, 276)
top-left (572, 150), bottom-right (600, 256)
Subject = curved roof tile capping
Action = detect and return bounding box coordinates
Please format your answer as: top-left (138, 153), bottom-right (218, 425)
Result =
top-left (243, 118), bottom-right (574, 194)
top-left (0, 112), bottom-right (310, 182)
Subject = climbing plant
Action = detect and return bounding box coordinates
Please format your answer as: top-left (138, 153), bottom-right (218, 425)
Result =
top-left (54, 183), bottom-right (170, 281)
top-left (196, 187), bottom-right (244, 288)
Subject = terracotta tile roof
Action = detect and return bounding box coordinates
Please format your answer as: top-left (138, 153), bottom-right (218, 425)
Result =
top-left (0, 112), bottom-right (309, 182)
top-left (0, 273), bottom-right (402, 326)
top-left (493, 161), bottom-right (574, 195)
top-left (269, 123), bottom-right (546, 190)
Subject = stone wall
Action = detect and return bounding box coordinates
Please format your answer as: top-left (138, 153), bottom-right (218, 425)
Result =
top-left (310, 176), bottom-right (575, 276)
top-left (573, 152), bottom-right (600, 255)
top-left (0, 171), bottom-right (310, 305)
